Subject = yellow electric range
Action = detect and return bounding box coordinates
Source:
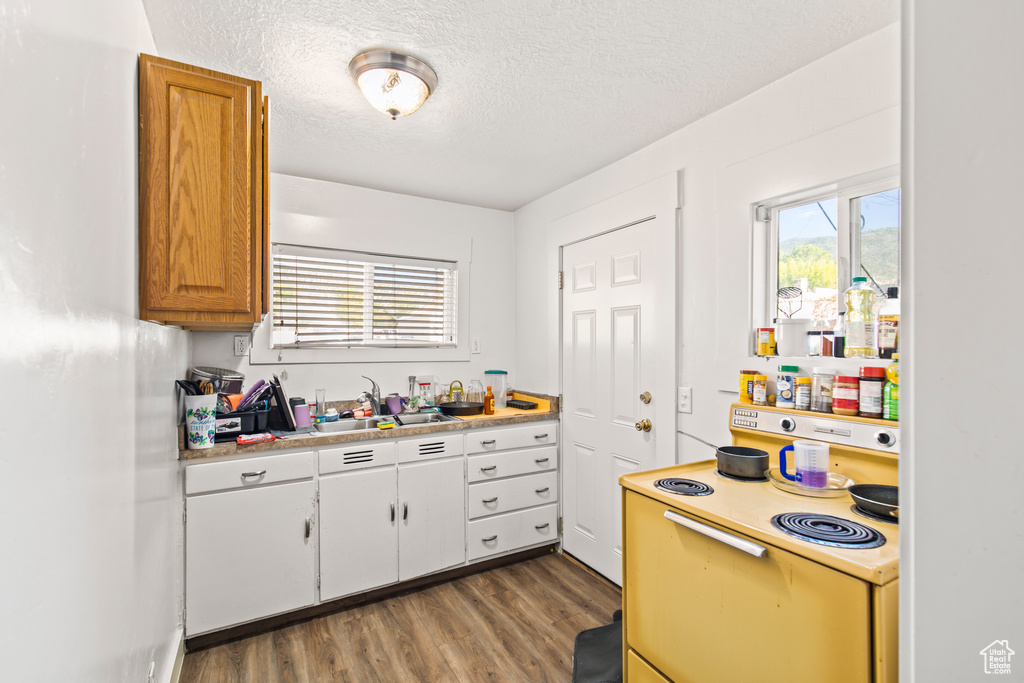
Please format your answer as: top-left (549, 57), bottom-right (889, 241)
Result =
top-left (620, 403), bottom-right (899, 683)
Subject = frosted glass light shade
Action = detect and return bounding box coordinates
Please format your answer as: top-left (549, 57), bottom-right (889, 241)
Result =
top-left (349, 50), bottom-right (437, 120)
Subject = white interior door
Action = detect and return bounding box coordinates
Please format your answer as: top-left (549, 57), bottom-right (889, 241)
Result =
top-left (559, 176), bottom-right (678, 585)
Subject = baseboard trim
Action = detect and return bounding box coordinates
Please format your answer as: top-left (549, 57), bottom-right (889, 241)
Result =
top-left (185, 543), bottom-right (559, 652)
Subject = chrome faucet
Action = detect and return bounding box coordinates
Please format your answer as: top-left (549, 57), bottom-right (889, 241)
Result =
top-left (361, 375), bottom-right (381, 415)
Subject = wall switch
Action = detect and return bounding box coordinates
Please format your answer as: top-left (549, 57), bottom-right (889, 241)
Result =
top-left (233, 335), bottom-right (249, 356)
top-left (471, 337), bottom-right (481, 354)
top-left (678, 386), bottom-right (692, 413)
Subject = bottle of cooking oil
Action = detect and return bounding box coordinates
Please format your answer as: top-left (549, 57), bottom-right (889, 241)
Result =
top-left (844, 277), bottom-right (878, 358)
top-left (883, 354), bottom-right (899, 421)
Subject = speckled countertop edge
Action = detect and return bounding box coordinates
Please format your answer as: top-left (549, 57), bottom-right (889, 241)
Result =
top-left (179, 392), bottom-right (559, 461)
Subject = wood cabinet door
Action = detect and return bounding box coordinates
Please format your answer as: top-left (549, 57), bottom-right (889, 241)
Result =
top-left (139, 54), bottom-right (263, 325)
top-left (185, 480), bottom-right (316, 636)
top-left (319, 467), bottom-right (399, 601)
top-left (398, 458), bottom-right (466, 580)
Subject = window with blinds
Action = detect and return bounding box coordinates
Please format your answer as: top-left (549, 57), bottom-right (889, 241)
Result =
top-left (271, 244), bottom-right (458, 348)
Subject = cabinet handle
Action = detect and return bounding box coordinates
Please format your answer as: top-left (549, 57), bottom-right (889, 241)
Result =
top-left (390, 503), bottom-right (395, 522)
top-left (535, 523), bottom-right (550, 530)
top-left (403, 503), bottom-right (408, 520)
top-left (482, 497), bottom-right (498, 504)
top-left (534, 434), bottom-right (549, 439)
top-left (241, 470), bottom-right (267, 478)
top-left (535, 457), bottom-right (549, 464)
top-left (481, 439), bottom-right (496, 446)
top-left (535, 487), bottom-right (549, 494)
top-left (663, 510), bottom-right (766, 558)
top-left (482, 535), bottom-right (498, 543)
top-left (305, 516), bottom-right (313, 539)
top-left (480, 465), bottom-right (497, 472)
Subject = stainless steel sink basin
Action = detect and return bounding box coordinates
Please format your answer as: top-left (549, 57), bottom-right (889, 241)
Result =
top-left (315, 417), bottom-right (382, 433)
top-left (394, 412), bottom-right (461, 425)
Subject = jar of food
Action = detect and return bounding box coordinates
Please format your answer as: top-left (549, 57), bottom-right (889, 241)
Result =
top-left (752, 374), bottom-right (768, 406)
top-left (757, 328), bottom-right (776, 356)
top-left (833, 376), bottom-right (860, 416)
top-left (794, 377), bottom-right (812, 411)
top-left (859, 366), bottom-right (885, 418)
top-left (811, 368), bottom-right (835, 413)
top-left (821, 331), bottom-right (834, 357)
top-left (739, 370), bottom-right (758, 403)
top-left (806, 331), bottom-right (822, 357)
top-left (775, 366), bottom-right (799, 409)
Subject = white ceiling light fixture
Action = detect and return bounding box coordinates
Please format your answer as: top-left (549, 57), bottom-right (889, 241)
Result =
top-left (349, 49), bottom-right (438, 120)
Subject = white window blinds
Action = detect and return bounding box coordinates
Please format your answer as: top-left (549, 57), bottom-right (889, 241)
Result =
top-left (272, 244), bottom-right (458, 348)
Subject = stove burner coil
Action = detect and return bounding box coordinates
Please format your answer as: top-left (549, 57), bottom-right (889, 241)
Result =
top-left (714, 469), bottom-right (768, 483)
top-left (850, 504), bottom-right (899, 525)
top-left (771, 512), bottom-right (886, 549)
top-left (654, 478), bottom-right (713, 496)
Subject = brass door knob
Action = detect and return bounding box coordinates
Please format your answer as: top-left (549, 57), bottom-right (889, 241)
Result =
top-left (635, 419), bottom-right (652, 432)
top-left (639, 391), bottom-right (652, 404)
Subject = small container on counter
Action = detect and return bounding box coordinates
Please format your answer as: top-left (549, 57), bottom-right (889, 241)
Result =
top-left (739, 370), bottom-right (758, 403)
top-left (806, 331), bottom-right (823, 357)
top-left (757, 328), bottom-right (776, 356)
top-left (811, 368), bottom-right (835, 413)
top-left (858, 366), bottom-right (886, 418)
top-left (821, 331), bottom-right (834, 357)
top-left (833, 376), bottom-right (860, 416)
top-left (752, 374), bottom-right (768, 406)
top-left (775, 366), bottom-right (799, 409)
top-left (795, 377), bottom-right (812, 411)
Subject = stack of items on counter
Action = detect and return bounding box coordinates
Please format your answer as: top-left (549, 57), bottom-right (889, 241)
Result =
top-left (740, 355), bottom-right (898, 421)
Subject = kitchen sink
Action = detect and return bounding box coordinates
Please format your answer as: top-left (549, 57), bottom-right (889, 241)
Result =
top-left (315, 417), bottom-right (382, 433)
top-left (394, 412), bottom-right (462, 425)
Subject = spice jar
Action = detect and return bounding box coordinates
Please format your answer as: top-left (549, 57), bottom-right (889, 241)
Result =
top-left (775, 365), bottom-right (799, 409)
top-left (833, 376), bottom-right (860, 416)
top-left (795, 377), bottom-right (812, 411)
top-left (739, 370), bottom-right (758, 403)
top-left (821, 331), bottom-right (834, 357)
top-left (858, 366), bottom-right (885, 418)
top-left (752, 374), bottom-right (768, 406)
top-left (757, 328), bottom-right (776, 356)
top-left (811, 368), bottom-right (835, 413)
top-left (806, 331), bottom-right (823, 357)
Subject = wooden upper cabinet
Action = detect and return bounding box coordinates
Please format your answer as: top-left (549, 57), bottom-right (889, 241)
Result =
top-left (139, 54), bottom-right (267, 330)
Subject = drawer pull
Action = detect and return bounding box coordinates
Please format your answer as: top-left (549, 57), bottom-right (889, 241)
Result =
top-left (403, 503), bottom-right (409, 520)
top-left (664, 510), bottom-right (766, 558)
top-left (482, 535), bottom-right (498, 543)
top-left (481, 439), bottom-right (497, 446)
top-left (535, 487), bottom-right (550, 494)
top-left (534, 434), bottom-right (549, 439)
top-left (535, 523), bottom-right (550, 530)
top-left (480, 465), bottom-right (497, 472)
top-left (305, 516), bottom-right (314, 539)
top-left (390, 503), bottom-right (395, 522)
top-left (535, 457), bottom-right (549, 464)
top-left (241, 470), bottom-right (267, 478)
top-left (482, 497), bottom-right (498, 504)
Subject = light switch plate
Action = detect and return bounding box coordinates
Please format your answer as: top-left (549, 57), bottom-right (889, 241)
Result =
top-left (678, 386), bottom-right (692, 413)
top-left (471, 337), bottom-right (481, 354)
top-left (233, 335), bottom-right (249, 356)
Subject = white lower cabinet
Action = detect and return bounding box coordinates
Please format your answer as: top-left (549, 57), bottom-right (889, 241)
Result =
top-left (398, 458), bottom-right (467, 580)
top-left (185, 452), bottom-right (317, 636)
top-left (468, 503), bottom-right (558, 561)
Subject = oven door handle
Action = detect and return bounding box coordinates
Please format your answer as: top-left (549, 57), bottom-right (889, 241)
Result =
top-left (664, 510), bottom-right (767, 558)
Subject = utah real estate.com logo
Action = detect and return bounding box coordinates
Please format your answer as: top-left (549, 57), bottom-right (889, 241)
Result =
top-left (980, 640), bottom-right (1014, 675)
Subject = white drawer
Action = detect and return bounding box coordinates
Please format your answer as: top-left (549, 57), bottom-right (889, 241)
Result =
top-left (468, 470), bottom-right (558, 519)
top-left (186, 451), bottom-right (315, 495)
top-left (319, 441), bottom-right (397, 474)
top-left (468, 445), bottom-right (557, 483)
top-left (397, 433), bottom-right (465, 464)
top-left (466, 422), bottom-right (557, 454)
top-left (468, 504), bottom-right (558, 561)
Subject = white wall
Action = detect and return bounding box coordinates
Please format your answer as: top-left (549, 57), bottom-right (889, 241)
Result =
top-left (192, 174), bottom-right (516, 405)
top-left (0, 2), bottom-right (190, 682)
top-left (902, 1), bottom-right (1024, 679)
top-left (514, 25), bottom-right (901, 462)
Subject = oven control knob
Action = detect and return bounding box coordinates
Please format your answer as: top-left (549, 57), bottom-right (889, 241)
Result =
top-left (779, 417), bottom-right (796, 432)
top-left (875, 430), bottom-right (896, 447)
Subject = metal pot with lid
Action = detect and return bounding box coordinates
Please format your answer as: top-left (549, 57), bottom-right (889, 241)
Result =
top-left (189, 366), bottom-right (245, 394)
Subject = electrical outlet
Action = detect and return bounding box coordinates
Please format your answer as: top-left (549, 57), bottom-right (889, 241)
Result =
top-left (233, 335), bottom-right (249, 356)
top-left (471, 337), bottom-right (481, 354)
top-left (678, 386), bottom-right (692, 413)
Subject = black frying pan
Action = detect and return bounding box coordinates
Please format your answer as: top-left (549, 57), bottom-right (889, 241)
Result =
top-left (849, 484), bottom-right (898, 519)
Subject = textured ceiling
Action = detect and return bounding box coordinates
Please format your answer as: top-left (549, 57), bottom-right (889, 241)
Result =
top-left (142, 0), bottom-right (897, 211)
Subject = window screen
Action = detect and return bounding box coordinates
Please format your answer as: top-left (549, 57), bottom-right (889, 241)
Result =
top-left (272, 244), bottom-right (457, 348)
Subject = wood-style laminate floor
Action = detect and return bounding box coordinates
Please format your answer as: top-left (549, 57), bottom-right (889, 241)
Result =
top-left (181, 552), bottom-right (622, 683)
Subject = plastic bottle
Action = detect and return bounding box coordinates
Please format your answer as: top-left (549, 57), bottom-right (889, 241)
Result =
top-left (883, 354), bottom-right (899, 421)
top-left (844, 277), bottom-right (878, 358)
top-left (776, 366), bottom-right (799, 409)
top-left (832, 313), bottom-right (846, 359)
top-left (878, 286), bottom-right (900, 359)
top-left (483, 385), bottom-right (495, 415)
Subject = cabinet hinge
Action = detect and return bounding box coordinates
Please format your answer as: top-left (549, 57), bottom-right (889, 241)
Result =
top-left (558, 271), bottom-right (563, 289)
top-left (755, 205), bottom-right (771, 222)
top-left (317, 575), bottom-right (321, 590)
top-left (183, 508), bottom-right (187, 524)
top-left (558, 517), bottom-right (563, 534)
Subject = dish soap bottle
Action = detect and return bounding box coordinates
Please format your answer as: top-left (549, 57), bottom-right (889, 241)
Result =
top-left (484, 386), bottom-right (495, 415)
top-left (878, 286), bottom-right (900, 359)
top-left (844, 277), bottom-right (878, 358)
top-left (883, 354), bottom-right (899, 421)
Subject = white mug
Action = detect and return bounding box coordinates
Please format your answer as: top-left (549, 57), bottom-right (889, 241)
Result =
top-left (185, 394), bottom-right (218, 449)
top-left (780, 439), bottom-right (830, 488)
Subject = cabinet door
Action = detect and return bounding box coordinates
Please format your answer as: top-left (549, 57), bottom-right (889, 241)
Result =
top-left (319, 468), bottom-right (399, 601)
top-left (398, 459), bottom-right (466, 580)
top-left (185, 480), bottom-right (315, 635)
